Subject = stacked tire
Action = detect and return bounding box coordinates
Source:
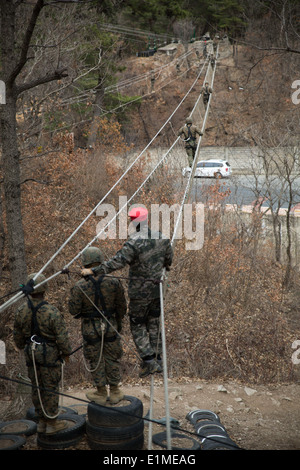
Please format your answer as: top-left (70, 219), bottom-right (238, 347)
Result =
top-left (26, 405), bottom-right (86, 449)
top-left (186, 409), bottom-right (240, 450)
top-left (86, 395), bottom-right (144, 450)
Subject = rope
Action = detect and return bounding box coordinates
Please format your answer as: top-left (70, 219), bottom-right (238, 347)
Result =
top-left (76, 282), bottom-right (141, 363)
top-left (2, 48), bottom-right (219, 450)
top-left (0, 372), bottom-right (242, 450)
top-left (82, 322), bottom-right (105, 374)
top-left (150, 45), bottom-right (219, 450)
top-left (30, 340), bottom-right (64, 420)
top-left (0, 59), bottom-right (209, 315)
top-left (60, 47), bottom-right (198, 106)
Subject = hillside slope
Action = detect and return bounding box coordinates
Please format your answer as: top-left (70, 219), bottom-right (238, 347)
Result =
top-left (116, 38), bottom-right (298, 150)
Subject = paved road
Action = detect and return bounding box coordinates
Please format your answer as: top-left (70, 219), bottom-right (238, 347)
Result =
top-left (189, 175), bottom-right (300, 209)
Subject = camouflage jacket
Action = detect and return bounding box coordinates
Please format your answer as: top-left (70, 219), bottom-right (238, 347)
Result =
top-left (178, 124), bottom-right (203, 147)
top-left (13, 297), bottom-right (72, 364)
top-left (202, 85), bottom-right (213, 97)
top-left (68, 274), bottom-right (127, 339)
top-left (92, 227), bottom-right (173, 300)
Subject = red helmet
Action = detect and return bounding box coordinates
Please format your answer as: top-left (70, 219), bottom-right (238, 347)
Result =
top-left (128, 207), bottom-right (148, 221)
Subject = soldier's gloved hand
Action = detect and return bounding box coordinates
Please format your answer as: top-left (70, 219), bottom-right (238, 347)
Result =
top-left (20, 279), bottom-right (35, 296)
top-left (62, 356), bottom-right (70, 364)
top-left (81, 268), bottom-right (93, 277)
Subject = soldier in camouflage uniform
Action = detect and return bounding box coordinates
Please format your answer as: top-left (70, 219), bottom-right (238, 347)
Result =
top-left (13, 273), bottom-right (72, 434)
top-left (81, 207), bottom-right (173, 378)
top-left (178, 116), bottom-right (203, 167)
top-left (69, 247), bottom-right (127, 406)
top-left (202, 82), bottom-right (213, 109)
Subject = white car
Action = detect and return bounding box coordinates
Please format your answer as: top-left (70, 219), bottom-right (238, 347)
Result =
top-left (182, 159), bottom-right (231, 178)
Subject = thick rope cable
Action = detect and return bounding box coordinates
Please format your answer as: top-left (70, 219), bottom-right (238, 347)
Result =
top-left (1, 43), bottom-right (243, 451)
top-left (59, 48), bottom-right (197, 108)
top-left (98, 22), bottom-right (174, 42)
top-left (79, 60), bottom-right (200, 119)
top-left (0, 56), bottom-right (215, 446)
top-left (41, 57), bottom-right (201, 136)
top-left (0, 59), bottom-right (208, 315)
top-left (2, 56), bottom-right (214, 445)
top-left (82, 323), bottom-right (105, 373)
top-left (148, 46), bottom-right (219, 451)
top-left (0, 58), bottom-right (213, 446)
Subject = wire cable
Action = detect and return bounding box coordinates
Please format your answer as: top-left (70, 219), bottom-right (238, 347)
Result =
top-left (0, 59), bottom-right (209, 314)
top-left (155, 46), bottom-right (219, 450)
top-left (0, 372), bottom-right (242, 450)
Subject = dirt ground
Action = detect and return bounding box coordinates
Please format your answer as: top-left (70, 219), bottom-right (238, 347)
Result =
top-left (5, 375), bottom-right (299, 452)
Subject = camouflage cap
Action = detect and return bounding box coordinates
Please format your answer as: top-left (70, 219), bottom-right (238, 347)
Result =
top-left (27, 273), bottom-right (48, 294)
top-left (186, 116), bottom-right (193, 124)
top-left (81, 246), bottom-right (104, 267)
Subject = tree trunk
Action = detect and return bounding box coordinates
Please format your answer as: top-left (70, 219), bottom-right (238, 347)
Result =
top-left (0, 90), bottom-right (27, 288)
top-left (0, 184), bottom-right (5, 281)
top-left (0, 0), bottom-right (27, 288)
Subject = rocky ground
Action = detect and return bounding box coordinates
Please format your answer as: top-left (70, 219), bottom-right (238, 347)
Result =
top-left (2, 375), bottom-right (299, 452)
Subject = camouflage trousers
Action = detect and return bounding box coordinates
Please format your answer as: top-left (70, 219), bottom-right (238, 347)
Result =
top-left (81, 317), bottom-right (123, 387)
top-left (83, 336), bottom-right (123, 387)
top-left (185, 145), bottom-right (196, 167)
top-left (203, 96), bottom-right (209, 108)
top-left (27, 363), bottom-right (61, 419)
top-left (128, 297), bottom-right (161, 361)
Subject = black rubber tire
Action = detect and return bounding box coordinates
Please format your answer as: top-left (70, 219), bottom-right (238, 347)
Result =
top-left (87, 431), bottom-right (144, 451)
top-left (37, 414), bottom-right (86, 450)
top-left (87, 395), bottom-right (143, 428)
top-left (152, 431), bottom-right (201, 451)
top-left (0, 434), bottom-right (26, 450)
top-left (195, 421), bottom-right (228, 438)
top-left (202, 434), bottom-right (240, 450)
top-left (86, 419), bottom-right (144, 450)
top-left (86, 419), bottom-right (143, 441)
top-left (0, 419), bottom-right (37, 436)
top-left (186, 409), bottom-right (220, 425)
top-left (26, 405), bottom-right (78, 422)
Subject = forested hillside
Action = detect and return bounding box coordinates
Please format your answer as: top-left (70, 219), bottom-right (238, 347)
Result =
top-left (0, 0), bottom-right (300, 417)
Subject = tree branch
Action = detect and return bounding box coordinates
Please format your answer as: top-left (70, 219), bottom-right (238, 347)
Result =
top-left (16, 67), bottom-right (68, 95)
top-left (237, 37), bottom-right (300, 55)
top-left (20, 178), bottom-right (50, 186)
top-left (9, 0), bottom-right (45, 86)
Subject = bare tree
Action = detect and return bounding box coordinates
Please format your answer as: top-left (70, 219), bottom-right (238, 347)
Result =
top-left (0, 0), bottom-right (69, 288)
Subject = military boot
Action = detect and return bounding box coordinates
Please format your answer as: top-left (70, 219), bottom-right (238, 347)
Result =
top-left (37, 417), bottom-right (47, 433)
top-left (86, 386), bottom-right (107, 405)
top-left (45, 418), bottom-right (68, 434)
top-left (109, 385), bottom-right (124, 405)
top-left (139, 359), bottom-right (162, 378)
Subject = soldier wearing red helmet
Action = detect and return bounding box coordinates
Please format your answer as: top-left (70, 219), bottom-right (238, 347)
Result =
top-left (82, 206), bottom-right (173, 378)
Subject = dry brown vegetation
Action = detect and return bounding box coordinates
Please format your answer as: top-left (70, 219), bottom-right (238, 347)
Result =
top-left (1, 39), bottom-right (300, 407)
